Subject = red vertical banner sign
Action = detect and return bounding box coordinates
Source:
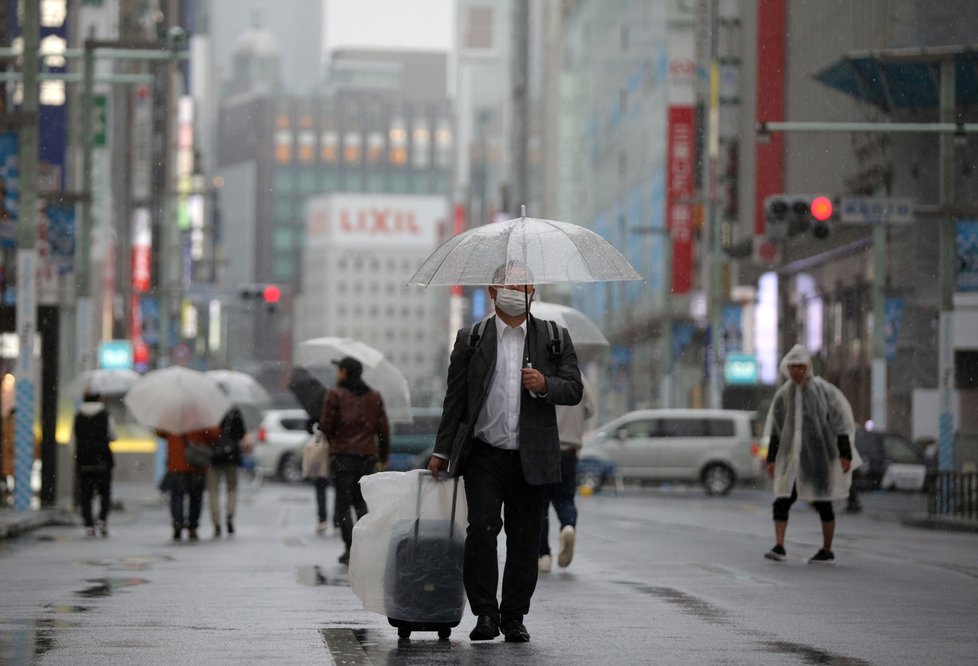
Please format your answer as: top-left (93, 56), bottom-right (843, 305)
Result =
top-left (667, 106), bottom-right (695, 293)
top-left (451, 204), bottom-right (466, 297)
top-left (131, 207), bottom-right (152, 293)
top-left (755, 0), bottom-right (786, 236)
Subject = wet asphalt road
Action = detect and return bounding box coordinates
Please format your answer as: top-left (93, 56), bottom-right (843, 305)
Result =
top-left (1, 477), bottom-right (976, 665)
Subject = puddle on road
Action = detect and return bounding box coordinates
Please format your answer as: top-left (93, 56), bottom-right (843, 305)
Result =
top-left (296, 565), bottom-right (347, 587)
top-left (0, 617), bottom-right (69, 663)
top-left (321, 627), bottom-right (458, 665)
top-left (761, 640), bottom-right (872, 665)
top-left (82, 554), bottom-right (174, 571)
top-left (75, 577), bottom-right (150, 598)
top-left (614, 580), bottom-right (733, 625)
top-left (45, 603), bottom-right (91, 614)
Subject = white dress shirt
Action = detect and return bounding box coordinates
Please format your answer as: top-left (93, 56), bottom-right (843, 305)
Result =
top-left (474, 316), bottom-right (527, 450)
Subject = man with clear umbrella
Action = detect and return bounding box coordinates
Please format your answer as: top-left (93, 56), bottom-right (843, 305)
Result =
top-left (428, 261), bottom-right (584, 643)
top-left (319, 356), bottom-right (390, 565)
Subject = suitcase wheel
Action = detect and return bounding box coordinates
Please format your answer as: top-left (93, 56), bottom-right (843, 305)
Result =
top-left (398, 627), bottom-right (412, 639)
top-left (438, 628), bottom-right (451, 640)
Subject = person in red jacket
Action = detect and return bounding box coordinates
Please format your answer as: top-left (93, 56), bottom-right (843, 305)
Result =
top-left (159, 427), bottom-right (220, 541)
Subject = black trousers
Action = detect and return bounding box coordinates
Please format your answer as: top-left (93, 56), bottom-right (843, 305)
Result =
top-left (169, 472), bottom-right (205, 529)
top-left (79, 469), bottom-right (111, 527)
top-left (331, 454), bottom-right (374, 549)
top-left (462, 440), bottom-right (545, 623)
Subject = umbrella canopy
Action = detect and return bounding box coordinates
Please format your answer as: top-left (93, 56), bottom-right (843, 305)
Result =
top-left (296, 337), bottom-right (413, 424)
top-left (206, 370), bottom-right (272, 407)
top-left (123, 366), bottom-right (232, 435)
top-left (288, 367), bottom-right (328, 419)
top-left (72, 368), bottom-right (141, 397)
top-left (530, 300), bottom-right (609, 358)
top-left (406, 210), bottom-right (641, 287)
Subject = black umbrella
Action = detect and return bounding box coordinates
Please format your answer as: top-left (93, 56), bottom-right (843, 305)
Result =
top-left (288, 366), bottom-right (327, 419)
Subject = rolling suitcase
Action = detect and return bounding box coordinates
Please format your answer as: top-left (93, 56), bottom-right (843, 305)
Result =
top-left (384, 472), bottom-right (465, 639)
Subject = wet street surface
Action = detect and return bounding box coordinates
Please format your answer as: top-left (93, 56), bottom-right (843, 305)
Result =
top-left (1, 478), bottom-right (976, 664)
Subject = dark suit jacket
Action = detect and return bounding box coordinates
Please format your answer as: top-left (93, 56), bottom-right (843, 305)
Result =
top-left (434, 314), bottom-right (584, 486)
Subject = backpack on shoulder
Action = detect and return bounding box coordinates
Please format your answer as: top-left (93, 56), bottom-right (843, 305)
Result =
top-left (467, 316), bottom-right (565, 359)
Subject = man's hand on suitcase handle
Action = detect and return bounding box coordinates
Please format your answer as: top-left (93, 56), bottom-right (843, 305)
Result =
top-left (428, 454), bottom-right (448, 480)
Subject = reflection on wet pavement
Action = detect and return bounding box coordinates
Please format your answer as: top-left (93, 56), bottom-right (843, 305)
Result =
top-left (761, 640), bottom-right (873, 665)
top-left (75, 577), bottom-right (150, 598)
top-left (0, 618), bottom-right (67, 664)
top-left (296, 565), bottom-right (348, 586)
top-left (83, 554), bottom-right (174, 571)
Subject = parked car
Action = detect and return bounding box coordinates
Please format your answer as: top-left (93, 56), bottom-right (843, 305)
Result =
top-left (853, 428), bottom-right (936, 492)
top-left (389, 408), bottom-right (442, 471)
top-left (579, 409), bottom-right (762, 495)
top-left (254, 408), bottom-right (311, 483)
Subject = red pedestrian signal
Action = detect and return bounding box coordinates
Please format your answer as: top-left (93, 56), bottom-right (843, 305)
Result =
top-left (262, 284), bottom-right (281, 304)
top-left (811, 196), bottom-right (833, 222)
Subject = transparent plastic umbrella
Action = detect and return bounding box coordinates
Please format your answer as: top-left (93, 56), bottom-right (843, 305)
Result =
top-left (406, 208), bottom-right (642, 287)
top-left (206, 370), bottom-right (272, 407)
top-left (123, 366), bottom-right (231, 435)
top-left (296, 337), bottom-right (413, 424)
top-left (71, 368), bottom-right (141, 397)
top-left (530, 300), bottom-right (609, 358)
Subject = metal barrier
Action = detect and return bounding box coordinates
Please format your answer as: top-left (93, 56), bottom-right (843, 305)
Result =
top-left (929, 471), bottom-right (978, 520)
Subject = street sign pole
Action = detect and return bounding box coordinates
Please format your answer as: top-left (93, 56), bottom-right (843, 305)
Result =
top-left (14, 1), bottom-right (39, 512)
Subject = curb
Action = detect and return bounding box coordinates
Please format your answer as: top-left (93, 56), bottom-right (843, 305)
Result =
top-left (0, 509), bottom-right (79, 539)
top-left (901, 512), bottom-right (978, 534)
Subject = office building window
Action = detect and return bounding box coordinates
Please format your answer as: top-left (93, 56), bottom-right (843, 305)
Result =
top-left (463, 6), bottom-right (494, 50)
top-left (273, 228), bottom-right (293, 250)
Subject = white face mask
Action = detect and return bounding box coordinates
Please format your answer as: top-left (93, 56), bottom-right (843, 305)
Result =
top-left (493, 288), bottom-right (531, 316)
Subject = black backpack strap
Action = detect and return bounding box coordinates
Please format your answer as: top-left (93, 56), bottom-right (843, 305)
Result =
top-left (545, 319), bottom-right (565, 358)
top-left (467, 318), bottom-right (490, 351)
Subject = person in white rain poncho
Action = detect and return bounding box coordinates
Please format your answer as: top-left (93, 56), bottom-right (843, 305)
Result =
top-left (763, 345), bottom-right (861, 564)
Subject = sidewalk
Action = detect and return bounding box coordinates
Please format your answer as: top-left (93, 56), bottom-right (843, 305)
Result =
top-left (0, 503), bottom-right (78, 539)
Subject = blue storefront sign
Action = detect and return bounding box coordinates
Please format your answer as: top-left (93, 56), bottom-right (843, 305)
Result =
top-left (99, 341), bottom-right (134, 370)
top-left (724, 353), bottom-right (759, 385)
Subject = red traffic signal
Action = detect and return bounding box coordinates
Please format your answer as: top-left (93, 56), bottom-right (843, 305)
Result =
top-left (810, 196), bottom-right (833, 222)
top-left (262, 284), bottom-right (281, 304)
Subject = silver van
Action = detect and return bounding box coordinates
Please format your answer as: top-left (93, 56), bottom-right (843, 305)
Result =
top-left (580, 409), bottom-right (761, 495)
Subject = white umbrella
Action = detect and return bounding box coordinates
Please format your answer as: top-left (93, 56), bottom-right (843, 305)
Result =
top-left (531, 300), bottom-right (609, 358)
top-left (124, 366), bottom-right (232, 435)
top-left (206, 370), bottom-right (272, 407)
top-left (72, 368), bottom-right (142, 397)
top-left (296, 337), bottom-right (413, 424)
top-left (406, 208), bottom-right (641, 287)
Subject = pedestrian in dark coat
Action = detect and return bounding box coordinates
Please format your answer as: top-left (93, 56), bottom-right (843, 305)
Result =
top-left (74, 393), bottom-right (116, 537)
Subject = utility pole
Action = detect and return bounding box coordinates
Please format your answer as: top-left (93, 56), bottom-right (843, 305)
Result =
top-left (511, 0), bottom-right (530, 213)
top-left (13, 0), bottom-right (39, 512)
top-left (706, 0), bottom-right (724, 408)
top-left (937, 59), bottom-right (956, 473)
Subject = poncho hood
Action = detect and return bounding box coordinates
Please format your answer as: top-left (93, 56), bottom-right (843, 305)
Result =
top-left (779, 344), bottom-right (814, 381)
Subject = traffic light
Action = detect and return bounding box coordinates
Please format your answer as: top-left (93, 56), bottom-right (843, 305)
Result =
top-left (764, 194), bottom-right (836, 240)
top-left (239, 283), bottom-right (283, 312)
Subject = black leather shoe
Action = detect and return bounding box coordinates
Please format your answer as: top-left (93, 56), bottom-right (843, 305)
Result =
top-left (469, 615), bottom-right (500, 641)
top-left (501, 619), bottom-right (530, 643)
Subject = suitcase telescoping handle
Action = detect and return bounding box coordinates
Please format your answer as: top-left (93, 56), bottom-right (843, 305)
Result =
top-left (415, 470), bottom-right (460, 539)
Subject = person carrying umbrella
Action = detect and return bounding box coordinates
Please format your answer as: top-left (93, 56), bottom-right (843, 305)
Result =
top-left (73, 392), bottom-right (116, 537)
top-left (319, 356), bottom-right (390, 565)
top-left (763, 344), bottom-right (860, 564)
top-left (207, 405), bottom-right (246, 537)
top-left (427, 261), bottom-right (584, 643)
top-left (160, 426), bottom-right (221, 541)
